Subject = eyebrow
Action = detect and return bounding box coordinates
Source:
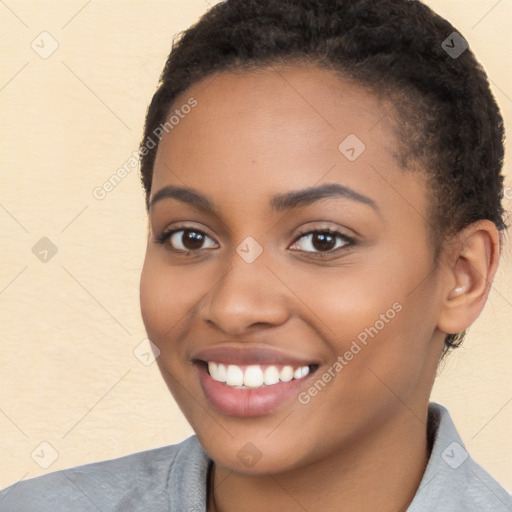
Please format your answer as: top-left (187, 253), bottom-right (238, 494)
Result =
top-left (149, 183), bottom-right (378, 213)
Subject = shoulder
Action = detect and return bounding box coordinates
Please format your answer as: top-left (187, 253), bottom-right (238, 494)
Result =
top-left (408, 403), bottom-right (512, 512)
top-left (0, 435), bottom-right (210, 512)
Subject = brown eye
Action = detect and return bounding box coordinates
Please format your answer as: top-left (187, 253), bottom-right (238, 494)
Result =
top-left (290, 229), bottom-right (353, 254)
top-left (179, 230), bottom-right (205, 250)
top-left (311, 232), bottom-right (337, 251)
top-left (157, 228), bottom-right (218, 252)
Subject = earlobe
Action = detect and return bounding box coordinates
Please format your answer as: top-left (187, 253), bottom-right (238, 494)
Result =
top-left (437, 220), bottom-right (500, 335)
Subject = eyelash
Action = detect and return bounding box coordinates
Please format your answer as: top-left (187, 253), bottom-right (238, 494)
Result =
top-left (154, 225), bottom-right (355, 257)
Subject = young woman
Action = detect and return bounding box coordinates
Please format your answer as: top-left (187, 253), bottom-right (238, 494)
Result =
top-left (2, 0), bottom-right (511, 510)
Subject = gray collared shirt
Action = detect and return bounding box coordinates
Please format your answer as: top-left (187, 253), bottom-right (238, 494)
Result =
top-left (1, 403), bottom-right (511, 511)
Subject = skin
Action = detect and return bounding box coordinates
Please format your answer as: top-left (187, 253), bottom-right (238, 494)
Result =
top-left (139, 63), bottom-right (499, 512)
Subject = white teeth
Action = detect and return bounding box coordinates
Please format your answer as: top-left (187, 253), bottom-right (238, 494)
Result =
top-left (217, 363), bottom-right (227, 382)
top-left (263, 365), bottom-right (280, 385)
top-left (208, 362), bottom-right (227, 382)
top-left (280, 365), bottom-right (294, 382)
top-left (226, 364), bottom-right (244, 386)
top-left (208, 361), bottom-right (217, 379)
top-left (244, 365), bottom-right (264, 388)
top-left (208, 362), bottom-right (313, 389)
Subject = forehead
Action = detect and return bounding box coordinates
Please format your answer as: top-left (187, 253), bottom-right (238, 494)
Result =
top-left (159, 64), bottom-right (396, 161)
top-left (151, 64), bottom-right (427, 224)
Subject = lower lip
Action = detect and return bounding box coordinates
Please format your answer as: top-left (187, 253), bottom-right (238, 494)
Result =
top-left (197, 363), bottom-right (315, 417)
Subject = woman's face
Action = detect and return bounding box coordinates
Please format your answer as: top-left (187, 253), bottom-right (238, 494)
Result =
top-left (140, 64), bottom-right (447, 474)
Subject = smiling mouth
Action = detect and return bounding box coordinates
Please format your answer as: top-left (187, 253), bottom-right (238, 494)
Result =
top-left (200, 361), bottom-right (319, 389)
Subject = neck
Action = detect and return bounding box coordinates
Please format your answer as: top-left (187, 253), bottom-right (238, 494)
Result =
top-left (208, 404), bottom-right (431, 512)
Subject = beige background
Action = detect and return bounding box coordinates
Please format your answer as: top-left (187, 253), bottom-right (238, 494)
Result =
top-left (1, 0), bottom-right (511, 492)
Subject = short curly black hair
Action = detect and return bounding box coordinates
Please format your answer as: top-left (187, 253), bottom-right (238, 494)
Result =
top-left (138, 0), bottom-right (506, 352)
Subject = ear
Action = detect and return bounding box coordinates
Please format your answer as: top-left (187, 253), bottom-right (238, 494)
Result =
top-left (437, 220), bottom-right (500, 335)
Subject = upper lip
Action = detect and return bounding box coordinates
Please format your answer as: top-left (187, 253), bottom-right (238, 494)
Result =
top-left (191, 345), bottom-right (318, 367)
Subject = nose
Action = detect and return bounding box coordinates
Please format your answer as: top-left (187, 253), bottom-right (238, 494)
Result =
top-left (200, 250), bottom-right (291, 336)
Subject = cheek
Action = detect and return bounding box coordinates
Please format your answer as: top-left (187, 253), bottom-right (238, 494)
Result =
top-left (282, 260), bottom-right (402, 344)
top-left (285, 255), bottom-right (434, 390)
top-left (139, 252), bottom-right (231, 359)
top-left (139, 254), bottom-right (202, 343)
